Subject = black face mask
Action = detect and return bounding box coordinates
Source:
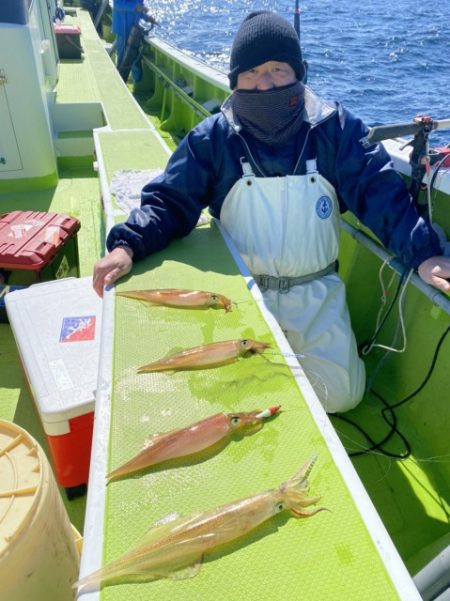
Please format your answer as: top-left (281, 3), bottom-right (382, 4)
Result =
top-left (231, 82), bottom-right (305, 146)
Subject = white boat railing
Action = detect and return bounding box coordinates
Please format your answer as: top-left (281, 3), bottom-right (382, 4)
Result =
top-left (341, 219), bottom-right (450, 316)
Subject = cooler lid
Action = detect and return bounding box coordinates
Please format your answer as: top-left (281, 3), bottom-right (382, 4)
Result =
top-left (4, 277), bottom-right (102, 425)
top-left (0, 211), bottom-right (80, 271)
top-left (54, 24), bottom-right (81, 34)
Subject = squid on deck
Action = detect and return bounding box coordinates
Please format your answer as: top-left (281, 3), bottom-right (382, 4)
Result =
top-left (137, 339), bottom-right (271, 373)
top-left (107, 406), bottom-right (281, 482)
top-left (75, 456), bottom-right (324, 592)
top-left (117, 288), bottom-right (233, 312)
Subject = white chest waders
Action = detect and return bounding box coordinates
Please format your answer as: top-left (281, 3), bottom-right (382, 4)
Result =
top-left (220, 159), bottom-right (365, 412)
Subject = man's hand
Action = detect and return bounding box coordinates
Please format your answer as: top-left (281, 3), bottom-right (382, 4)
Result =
top-left (418, 256), bottom-right (450, 293)
top-left (93, 246), bottom-right (134, 297)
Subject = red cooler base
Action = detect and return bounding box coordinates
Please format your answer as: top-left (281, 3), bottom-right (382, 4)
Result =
top-left (47, 412), bottom-right (94, 497)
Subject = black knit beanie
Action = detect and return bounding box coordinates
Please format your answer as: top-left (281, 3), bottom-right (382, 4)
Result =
top-left (228, 11), bottom-right (305, 89)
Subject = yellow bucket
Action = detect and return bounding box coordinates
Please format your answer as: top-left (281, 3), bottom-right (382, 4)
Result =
top-left (0, 420), bottom-right (80, 601)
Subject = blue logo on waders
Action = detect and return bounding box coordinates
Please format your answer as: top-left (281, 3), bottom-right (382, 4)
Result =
top-left (315, 196), bottom-right (333, 219)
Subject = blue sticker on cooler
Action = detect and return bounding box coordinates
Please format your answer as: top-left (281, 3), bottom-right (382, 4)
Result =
top-left (60, 315), bottom-right (96, 343)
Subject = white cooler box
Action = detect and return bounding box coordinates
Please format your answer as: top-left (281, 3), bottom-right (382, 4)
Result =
top-left (5, 277), bottom-right (102, 498)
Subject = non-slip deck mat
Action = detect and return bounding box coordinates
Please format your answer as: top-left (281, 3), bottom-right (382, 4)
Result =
top-left (59, 11), bottom-right (150, 131)
top-left (100, 221), bottom-right (403, 601)
top-left (96, 130), bottom-right (170, 182)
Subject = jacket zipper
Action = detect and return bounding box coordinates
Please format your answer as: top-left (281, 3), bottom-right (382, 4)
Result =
top-left (235, 112), bottom-right (335, 178)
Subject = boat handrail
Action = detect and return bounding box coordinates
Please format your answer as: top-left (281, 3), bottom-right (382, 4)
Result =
top-left (141, 55), bottom-right (218, 119)
top-left (341, 219), bottom-right (450, 316)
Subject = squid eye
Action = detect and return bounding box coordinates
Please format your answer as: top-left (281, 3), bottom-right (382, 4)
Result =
top-left (231, 416), bottom-right (241, 425)
top-left (241, 339), bottom-right (250, 347)
top-left (276, 502), bottom-right (285, 513)
top-left (211, 294), bottom-right (218, 302)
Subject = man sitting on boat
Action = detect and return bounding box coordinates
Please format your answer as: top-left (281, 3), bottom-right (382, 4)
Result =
top-left (93, 10), bottom-right (450, 413)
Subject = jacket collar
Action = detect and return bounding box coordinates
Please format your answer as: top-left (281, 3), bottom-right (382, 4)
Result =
top-left (221, 84), bottom-right (336, 133)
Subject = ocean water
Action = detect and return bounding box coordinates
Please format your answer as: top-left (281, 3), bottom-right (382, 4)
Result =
top-left (147, 0), bottom-right (450, 146)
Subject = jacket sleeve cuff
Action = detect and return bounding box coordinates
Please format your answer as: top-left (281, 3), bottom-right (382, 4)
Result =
top-left (410, 247), bottom-right (443, 270)
top-left (108, 239), bottom-right (133, 256)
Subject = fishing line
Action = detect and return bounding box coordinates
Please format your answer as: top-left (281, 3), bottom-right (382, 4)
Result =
top-left (305, 369), bottom-right (329, 406)
top-left (258, 352), bottom-right (304, 374)
top-left (364, 311), bottom-right (405, 412)
top-left (358, 262), bottom-right (405, 355)
top-left (263, 351), bottom-right (305, 360)
top-left (375, 265), bottom-right (401, 323)
top-left (259, 350), bottom-right (331, 407)
top-left (360, 266), bottom-right (412, 355)
top-left (328, 421), bottom-right (450, 464)
top-left (407, 453), bottom-right (450, 464)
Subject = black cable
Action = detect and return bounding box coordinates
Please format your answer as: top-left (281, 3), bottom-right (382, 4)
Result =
top-left (332, 396), bottom-right (410, 459)
top-left (429, 152), bottom-right (450, 194)
top-left (387, 325), bottom-right (450, 411)
top-left (332, 411), bottom-right (397, 456)
top-left (333, 325), bottom-right (450, 458)
top-left (370, 390), bottom-right (411, 459)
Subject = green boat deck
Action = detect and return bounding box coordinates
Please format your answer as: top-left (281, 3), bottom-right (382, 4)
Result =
top-left (1, 6), bottom-right (449, 600)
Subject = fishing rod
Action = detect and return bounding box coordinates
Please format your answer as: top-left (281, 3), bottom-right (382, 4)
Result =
top-left (366, 115), bottom-right (450, 144)
top-left (294, 0), bottom-right (300, 39)
top-left (293, 1), bottom-right (308, 84)
top-left (362, 115), bottom-right (450, 205)
top-left (118, 11), bottom-right (158, 83)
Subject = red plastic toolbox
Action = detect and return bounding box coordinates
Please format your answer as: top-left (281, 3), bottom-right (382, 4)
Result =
top-left (54, 24), bottom-right (82, 59)
top-left (0, 211), bottom-right (80, 282)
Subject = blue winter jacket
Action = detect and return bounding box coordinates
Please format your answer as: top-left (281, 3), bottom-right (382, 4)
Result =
top-left (112, 0), bottom-right (143, 35)
top-left (106, 86), bottom-right (442, 269)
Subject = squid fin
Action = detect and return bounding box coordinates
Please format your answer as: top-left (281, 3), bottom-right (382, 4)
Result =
top-left (167, 556), bottom-right (203, 580)
top-left (139, 511), bottom-right (204, 545)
